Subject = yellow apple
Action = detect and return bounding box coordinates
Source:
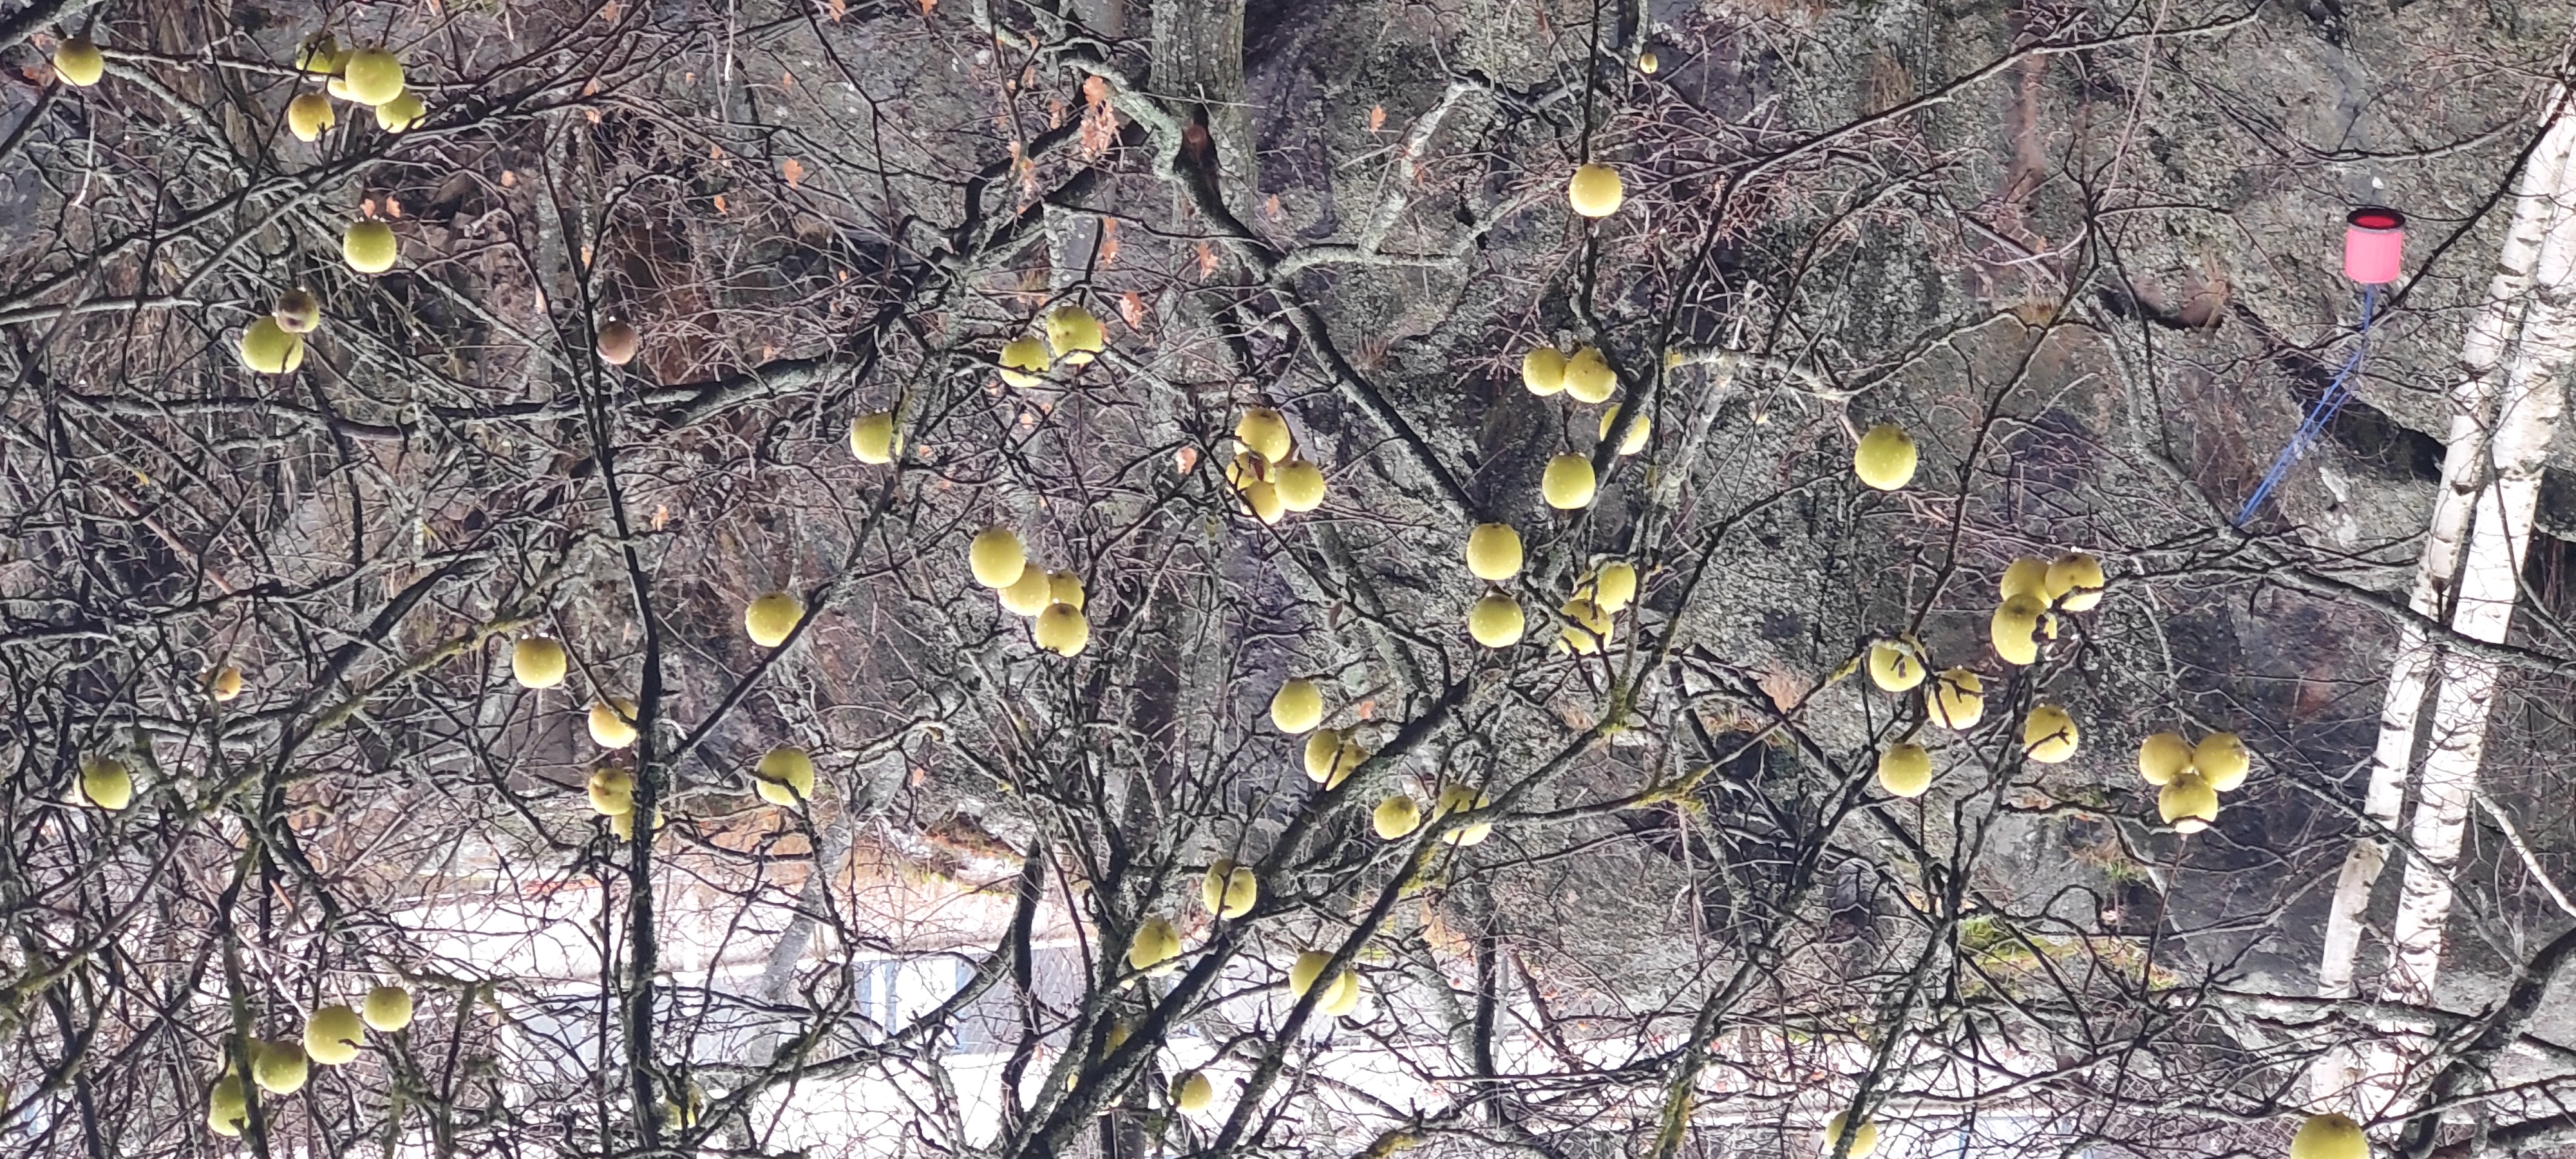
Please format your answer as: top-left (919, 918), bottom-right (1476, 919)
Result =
top-left (753, 746), bottom-right (815, 807)
top-left (1853, 424), bottom-right (1917, 491)
top-left (1522, 346), bottom-right (1567, 395)
top-left (849, 411), bottom-right (898, 463)
top-left (1823, 1113), bottom-right (1879, 1158)
top-left (239, 317), bottom-right (306, 374)
top-left (1372, 795), bottom-right (1421, 840)
top-left (1235, 408), bottom-right (1293, 462)
top-left (744, 590), bottom-right (803, 648)
top-left (998, 335), bottom-right (1050, 387)
top-left (374, 91), bottom-right (426, 132)
top-left (53, 36), bottom-right (104, 87)
top-left (587, 766), bottom-right (636, 816)
top-left (1269, 679), bottom-right (1323, 733)
top-left (1542, 453), bottom-right (1597, 509)
top-left (512, 637), bottom-right (569, 689)
top-left (207, 1074), bottom-right (249, 1136)
top-left (339, 47), bottom-right (404, 106)
top-left (2195, 732), bottom-right (2251, 791)
top-left (287, 92), bottom-right (335, 142)
top-left (252, 1039), bottom-right (308, 1095)
top-left (2022, 703), bottom-right (2078, 764)
top-left (343, 220), bottom-right (398, 274)
top-left (999, 564), bottom-right (1054, 616)
top-left (1562, 345), bottom-right (1616, 404)
top-left (2137, 731), bottom-right (2193, 786)
top-left (587, 699), bottom-right (639, 748)
top-left (1034, 603), bottom-right (1089, 656)
top-left (2159, 774), bottom-right (2220, 833)
top-left (1567, 163), bottom-right (1624, 218)
top-left (1466, 522), bottom-right (1522, 581)
top-left (1929, 668), bottom-right (1984, 730)
top-left (1045, 306), bottom-right (1106, 363)
top-left (1877, 743), bottom-right (1933, 797)
top-left (970, 527), bottom-right (1026, 588)
top-left (1173, 1071), bottom-right (1214, 1113)
top-left (1591, 561), bottom-right (1638, 612)
top-left (362, 985), bottom-right (413, 1032)
top-left (1274, 458), bottom-right (1327, 511)
top-left (304, 1004), bottom-right (365, 1065)
top-left (1867, 639), bottom-right (1925, 693)
top-left (2290, 1114), bottom-right (2367, 1159)
top-left (1468, 594), bottom-right (1526, 648)
top-left (79, 755), bottom-right (133, 811)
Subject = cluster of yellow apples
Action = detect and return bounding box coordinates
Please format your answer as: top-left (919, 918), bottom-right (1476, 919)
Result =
top-left (1519, 341), bottom-right (1647, 509)
top-left (240, 242), bottom-right (393, 373)
top-left (1223, 407), bottom-right (1329, 523)
top-left (1987, 552), bottom-right (2105, 666)
top-left (1815, 1107), bottom-right (2342, 1159)
top-left (1870, 675), bottom-right (2083, 799)
top-left (1457, 522), bottom-right (1638, 654)
top-left (1464, 523), bottom-right (1529, 647)
top-left (1201, 859), bottom-right (1258, 918)
top-left (1287, 949), bottom-right (1364, 1017)
top-left (971, 526), bottom-right (1089, 655)
top-left (510, 634), bottom-right (644, 755)
top-left (1855, 651), bottom-right (1982, 796)
top-left (1866, 641), bottom-right (1985, 731)
top-left (583, 762), bottom-right (661, 837)
top-left (1300, 726), bottom-right (1370, 791)
top-left (289, 33), bottom-right (425, 137)
top-left (1264, 676), bottom-right (1368, 788)
top-left (1862, 552), bottom-right (2108, 796)
top-left (998, 305), bottom-right (1108, 387)
top-left (1522, 343), bottom-right (1621, 404)
top-left (240, 289), bottom-right (323, 374)
top-left (1561, 560), bottom-right (1637, 654)
top-left (1852, 423), bottom-right (1918, 491)
top-left (1371, 780), bottom-right (1495, 843)
top-left (207, 987), bottom-right (413, 1136)
top-left (2140, 728), bottom-right (2251, 834)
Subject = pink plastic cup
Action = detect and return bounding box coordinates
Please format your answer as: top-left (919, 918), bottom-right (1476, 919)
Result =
top-left (2345, 207), bottom-right (2405, 285)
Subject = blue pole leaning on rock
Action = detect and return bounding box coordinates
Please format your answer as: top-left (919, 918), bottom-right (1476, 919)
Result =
top-left (2235, 207), bottom-right (2408, 527)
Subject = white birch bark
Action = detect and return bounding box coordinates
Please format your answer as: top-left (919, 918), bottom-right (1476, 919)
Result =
top-left (2311, 95), bottom-right (2576, 1106)
top-left (2380, 282), bottom-right (2574, 1005)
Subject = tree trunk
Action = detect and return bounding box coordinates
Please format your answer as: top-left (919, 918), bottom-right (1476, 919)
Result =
top-left (1151, 0), bottom-right (1256, 220)
top-left (2313, 93), bottom-right (2576, 1109)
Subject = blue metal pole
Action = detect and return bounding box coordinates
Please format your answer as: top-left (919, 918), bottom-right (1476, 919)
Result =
top-left (2234, 282), bottom-right (2380, 526)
